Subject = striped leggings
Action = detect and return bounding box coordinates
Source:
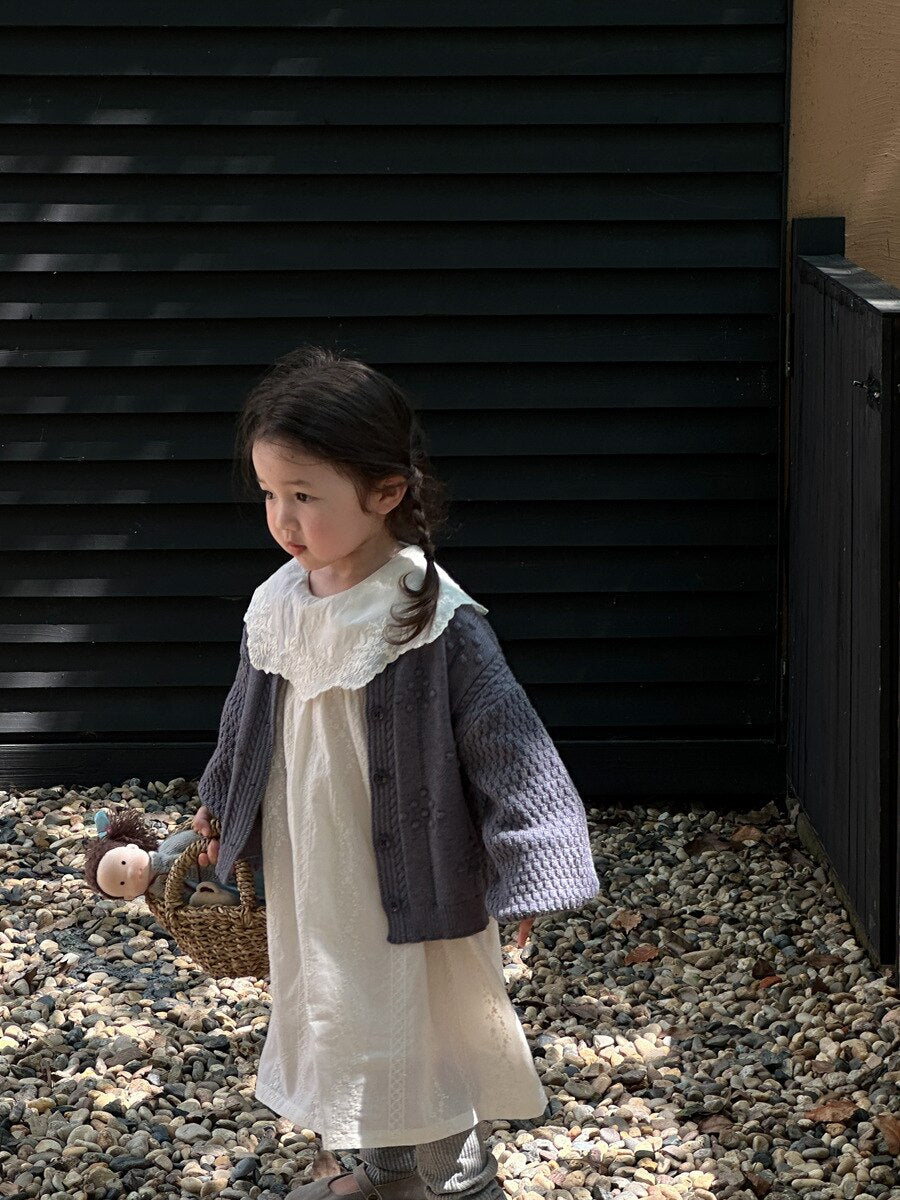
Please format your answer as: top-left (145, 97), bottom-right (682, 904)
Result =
top-left (359, 1120), bottom-right (501, 1200)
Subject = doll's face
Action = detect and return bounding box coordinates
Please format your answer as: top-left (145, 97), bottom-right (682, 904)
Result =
top-left (96, 843), bottom-right (152, 900)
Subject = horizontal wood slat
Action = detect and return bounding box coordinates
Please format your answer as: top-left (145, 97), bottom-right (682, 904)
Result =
top-left (0, 29), bottom-right (786, 77)
top-left (0, 79), bottom-right (784, 127)
top-left (1, 179), bottom-right (784, 221)
top-left (2, 504), bottom-right (777, 549)
top-left (2, 739), bottom-right (786, 801)
top-left (1, 270), bottom-right (781, 316)
top-left (0, 549), bottom-right (777, 596)
top-left (0, 363), bottom-right (779, 413)
top-left (0, 127), bottom-right (784, 175)
top-left (2, 458), bottom-right (779, 503)
top-left (0, 591), bottom-right (776, 642)
top-left (4, 637), bottom-right (774, 687)
top-left (0, 223), bottom-right (783, 271)
top-left (4, 409), bottom-right (778, 457)
top-left (2, 3), bottom-right (788, 29)
top-left (2, 316), bottom-right (779, 370)
top-left (4, 684), bottom-right (775, 735)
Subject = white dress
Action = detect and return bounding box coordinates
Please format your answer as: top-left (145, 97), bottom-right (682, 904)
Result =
top-left (243, 544), bottom-right (548, 1150)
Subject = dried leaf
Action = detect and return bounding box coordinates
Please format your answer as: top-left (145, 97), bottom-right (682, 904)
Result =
top-left (564, 999), bottom-right (600, 1021)
top-left (730, 824), bottom-right (764, 844)
top-left (609, 909), bottom-right (642, 932)
top-left (757, 975), bottom-right (782, 990)
top-left (805, 1096), bottom-right (857, 1124)
top-left (805, 953), bottom-right (843, 968)
top-left (684, 832), bottom-right (732, 855)
top-left (751, 958), bottom-right (777, 978)
top-left (787, 847), bottom-right (815, 868)
top-left (624, 943), bottom-right (659, 965)
top-left (698, 1113), bottom-right (734, 1133)
top-left (873, 1112), bottom-right (900, 1155)
top-left (663, 1024), bottom-right (695, 1041)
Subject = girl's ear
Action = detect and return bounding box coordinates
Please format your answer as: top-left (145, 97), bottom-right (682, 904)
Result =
top-left (375, 474), bottom-right (408, 512)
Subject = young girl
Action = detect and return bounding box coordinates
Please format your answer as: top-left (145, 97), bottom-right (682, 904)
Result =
top-left (191, 345), bottom-right (600, 1200)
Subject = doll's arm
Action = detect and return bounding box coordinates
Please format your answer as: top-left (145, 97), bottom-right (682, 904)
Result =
top-left (147, 829), bottom-right (225, 899)
top-left (155, 828), bottom-right (203, 869)
top-left (455, 662), bottom-right (601, 924)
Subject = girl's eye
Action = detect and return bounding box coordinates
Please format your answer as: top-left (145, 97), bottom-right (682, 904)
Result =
top-left (261, 490), bottom-right (310, 502)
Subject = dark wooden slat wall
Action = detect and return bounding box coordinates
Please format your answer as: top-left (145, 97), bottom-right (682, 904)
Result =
top-left (787, 231), bottom-right (900, 969)
top-left (0, 3), bottom-right (789, 796)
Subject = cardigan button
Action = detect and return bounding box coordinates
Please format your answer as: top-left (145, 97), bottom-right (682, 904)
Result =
top-left (372, 706), bottom-right (384, 720)
top-left (373, 769), bottom-right (390, 785)
top-left (376, 835), bottom-right (390, 849)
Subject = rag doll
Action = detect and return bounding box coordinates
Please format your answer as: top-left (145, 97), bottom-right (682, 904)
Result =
top-left (82, 807), bottom-right (265, 906)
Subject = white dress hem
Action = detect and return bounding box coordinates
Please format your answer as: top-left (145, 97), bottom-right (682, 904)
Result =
top-left (253, 1078), bottom-right (547, 1150)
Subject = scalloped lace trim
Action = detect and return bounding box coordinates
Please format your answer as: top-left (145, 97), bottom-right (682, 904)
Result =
top-left (243, 544), bottom-right (488, 701)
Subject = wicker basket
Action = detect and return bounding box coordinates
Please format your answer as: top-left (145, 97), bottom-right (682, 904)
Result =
top-left (144, 817), bottom-right (269, 979)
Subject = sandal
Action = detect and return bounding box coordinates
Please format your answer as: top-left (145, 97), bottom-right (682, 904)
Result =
top-left (286, 1163), bottom-right (427, 1200)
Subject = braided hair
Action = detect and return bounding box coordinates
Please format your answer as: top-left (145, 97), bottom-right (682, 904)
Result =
top-left (233, 345), bottom-right (452, 646)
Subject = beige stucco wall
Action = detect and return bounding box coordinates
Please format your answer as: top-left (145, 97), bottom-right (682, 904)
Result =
top-left (788, 0), bottom-right (900, 286)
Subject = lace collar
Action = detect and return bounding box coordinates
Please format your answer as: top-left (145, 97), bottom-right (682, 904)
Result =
top-left (243, 543), bottom-right (489, 700)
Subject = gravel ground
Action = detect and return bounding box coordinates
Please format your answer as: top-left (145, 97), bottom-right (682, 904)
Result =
top-left (1, 779), bottom-right (898, 1200)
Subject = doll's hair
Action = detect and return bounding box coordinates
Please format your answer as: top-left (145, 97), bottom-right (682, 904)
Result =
top-left (232, 344), bottom-right (451, 647)
top-left (83, 808), bottom-right (160, 900)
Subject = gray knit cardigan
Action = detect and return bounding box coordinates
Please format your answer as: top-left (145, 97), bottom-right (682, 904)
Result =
top-left (198, 603), bottom-right (600, 943)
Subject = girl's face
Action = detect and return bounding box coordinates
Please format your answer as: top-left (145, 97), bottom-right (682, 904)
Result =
top-left (251, 440), bottom-right (408, 577)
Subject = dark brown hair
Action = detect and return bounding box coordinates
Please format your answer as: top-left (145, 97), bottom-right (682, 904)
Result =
top-left (232, 345), bottom-right (451, 646)
top-left (83, 808), bottom-right (160, 900)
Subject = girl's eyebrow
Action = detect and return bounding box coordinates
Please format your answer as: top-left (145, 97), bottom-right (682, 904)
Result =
top-left (255, 476), bottom-right (313, 486)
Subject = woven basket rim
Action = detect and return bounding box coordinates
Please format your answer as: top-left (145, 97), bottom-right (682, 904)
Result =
top-left (143, 816), bottom-right (269, 978)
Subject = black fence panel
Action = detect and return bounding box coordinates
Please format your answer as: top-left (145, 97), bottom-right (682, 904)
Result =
top-left (787, 217), bottom-right (900, 975)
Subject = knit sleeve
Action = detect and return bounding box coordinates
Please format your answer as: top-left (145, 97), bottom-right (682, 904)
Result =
top-left (196, 625), bottom-right (251, 822)
top-left (456, 666), bottom-right (601, 924)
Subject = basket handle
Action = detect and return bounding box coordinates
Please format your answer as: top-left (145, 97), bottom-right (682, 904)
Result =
top-left (162, 816), bottom-right (261, 928)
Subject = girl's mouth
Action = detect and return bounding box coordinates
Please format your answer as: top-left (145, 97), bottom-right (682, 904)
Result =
top-left (287, 542), bottom-right (306, 554)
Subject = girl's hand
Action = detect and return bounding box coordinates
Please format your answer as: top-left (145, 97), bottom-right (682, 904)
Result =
top-left (192, 805), bottom-right (219, 868)
top-left (517, 916), bottom-right (535, 949)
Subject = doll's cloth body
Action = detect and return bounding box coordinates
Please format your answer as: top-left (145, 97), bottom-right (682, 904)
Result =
top-left (248, 546), bottom-right (547, 1150)
top-left (147, 827), bottom-right (266, 903)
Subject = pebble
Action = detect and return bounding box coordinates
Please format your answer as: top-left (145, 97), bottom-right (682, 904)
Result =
top-left (1, 782), bottom-right (899, 1200)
